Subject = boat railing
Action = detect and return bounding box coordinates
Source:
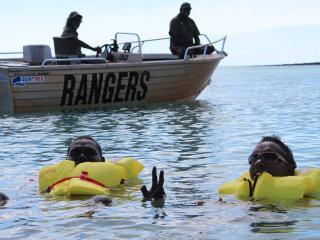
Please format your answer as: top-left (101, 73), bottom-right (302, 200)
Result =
top-left (0, 51), bottom-right (24, 62)
top-left (41, 57), bottom-right (107, 67)
top-left (115, 33), bottom-right (226, 62)
top-left (114, 32), bottom-right (143, 58)
top-left (183, 35), bottom-right (227, 61)
top-left (0, 51), bottom-right (23, 55)
top-left (130, 37), bottom-right (170, 53)
top-left (1, 33), bottom-right (226, 65)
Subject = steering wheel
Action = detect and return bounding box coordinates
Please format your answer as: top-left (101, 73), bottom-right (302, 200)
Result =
top-left (99, 44), bottom-right (113, 61)
top-left (101, 44), bottom-right (110, 52)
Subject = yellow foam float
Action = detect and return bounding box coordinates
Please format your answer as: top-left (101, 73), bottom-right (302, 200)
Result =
top-left (39, 158), bottom-right (144, 196)
top-left (218, 169), bottom-right (320, 201)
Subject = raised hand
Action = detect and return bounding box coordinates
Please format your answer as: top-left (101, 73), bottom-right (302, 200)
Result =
top-left (141, 167), bottom-right (165, 200)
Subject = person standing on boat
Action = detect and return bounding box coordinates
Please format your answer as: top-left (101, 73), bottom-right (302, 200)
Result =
top-left (61, 11), bottom-right (101, 56)
top-left (169, 2), bottom-right (214, 59)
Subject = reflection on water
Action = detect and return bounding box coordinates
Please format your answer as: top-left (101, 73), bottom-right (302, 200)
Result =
top-left (251, 220), bottom-right (297, 233)
top-left (1, 66), bottom-right (320, 238)
top-left (249, 205), bottom-right (288, 214)
top-left (249, 205), bottom-right (294, 234)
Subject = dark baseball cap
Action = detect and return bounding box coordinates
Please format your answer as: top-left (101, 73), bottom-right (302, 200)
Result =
top-left (68, 11), bottom-right (82, 19)
top-left (180, 2), bottom-right (192, 10)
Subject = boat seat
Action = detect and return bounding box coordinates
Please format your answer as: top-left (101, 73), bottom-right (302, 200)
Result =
top-left (53, 37), bottom-right (81, 58)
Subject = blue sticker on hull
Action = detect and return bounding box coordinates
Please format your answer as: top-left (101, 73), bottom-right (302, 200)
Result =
top-left (12, 76), bottom-right (45, 87)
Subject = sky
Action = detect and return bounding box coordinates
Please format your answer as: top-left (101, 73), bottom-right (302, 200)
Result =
top-left (0, 0), bottom-right (319, 65)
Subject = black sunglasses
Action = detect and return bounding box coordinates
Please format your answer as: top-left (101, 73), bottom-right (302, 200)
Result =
top-left (248, 152), bottom-right (289, 166)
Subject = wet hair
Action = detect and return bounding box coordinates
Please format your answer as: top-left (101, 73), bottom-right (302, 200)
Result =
top-left (259, 135), bottom-right (297, 171)
top-left (67, 135), bottom-right (103, 158)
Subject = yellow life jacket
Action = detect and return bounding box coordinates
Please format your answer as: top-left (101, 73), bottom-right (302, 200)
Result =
top-left (39, 158), bottom-right (144, 196)
top-left (218, 169), bottom-right (320, 201)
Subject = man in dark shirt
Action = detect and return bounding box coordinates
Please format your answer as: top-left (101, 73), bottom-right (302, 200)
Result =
top-left (169, 3), bottom-right (214, 59)
top-left (61, 11), bottom-right (101, 56)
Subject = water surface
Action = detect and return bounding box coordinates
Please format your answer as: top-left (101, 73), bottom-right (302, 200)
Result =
top-left (0, 65), bottom-right (320, 239)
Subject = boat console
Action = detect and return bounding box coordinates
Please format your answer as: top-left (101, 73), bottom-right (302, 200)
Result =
top-left (23, 45), bottom-right (52, 65)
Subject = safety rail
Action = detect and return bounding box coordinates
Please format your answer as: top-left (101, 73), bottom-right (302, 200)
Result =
top-left (114, 33), bottom-right (227, 62)
top-left (0, 51), bottom-right (23, 61)
top-left (115, 32), bottom-right (143, 59)
top-left (183, 36), bottom-right (227, 61)
top-left (130, 37), bottom-right (170, 53)
top-left (41, 57), bottom-right (107, 67)
top-left (2, 33), bottom-right (226, 65)
top-left (0, 51), bottom-right (23, 55)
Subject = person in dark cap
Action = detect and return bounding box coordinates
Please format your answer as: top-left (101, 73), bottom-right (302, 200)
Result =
top-left (61, 11), bottom-right (101, 56)
top-left (169, 3), bottom-right (214, 59)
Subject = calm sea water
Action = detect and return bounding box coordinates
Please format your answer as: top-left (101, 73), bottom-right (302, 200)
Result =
top-left (0, 65), bottom-right (320, 239)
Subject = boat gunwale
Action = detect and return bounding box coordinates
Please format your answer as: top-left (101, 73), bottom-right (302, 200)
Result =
top-left (0, 54), bottom-right (224, 72)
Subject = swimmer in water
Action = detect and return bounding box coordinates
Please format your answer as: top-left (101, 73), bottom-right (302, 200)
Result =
top-left (249, 135), bottom-right (297, 180)
top-left (67, 136), bottom-right (165, 205)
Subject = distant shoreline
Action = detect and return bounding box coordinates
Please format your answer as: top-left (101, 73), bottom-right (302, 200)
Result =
top-left (267, 62), bottom-right (320, 66)
top-left (223, 62), bottom-right (320, 67)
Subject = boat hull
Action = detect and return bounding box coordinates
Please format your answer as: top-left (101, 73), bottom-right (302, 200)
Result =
top-left (0, 54), bottom-right (223, 112)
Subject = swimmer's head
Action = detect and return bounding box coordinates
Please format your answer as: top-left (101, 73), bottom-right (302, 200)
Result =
top-left (67, 136), bottom-right (104, 165)
top-left (249, 135), bottom-right (296, 180)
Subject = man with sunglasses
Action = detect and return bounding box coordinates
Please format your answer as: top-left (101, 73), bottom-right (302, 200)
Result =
top-left (67, 135), bottom-right (105, 165)
top-left (66, 136), bottom-right (165, 204)
top-left (249, 135), bottom-right (297, 180)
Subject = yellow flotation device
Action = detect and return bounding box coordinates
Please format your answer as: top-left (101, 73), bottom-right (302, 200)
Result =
top-left (218, 169), bottom-right (320, 201)
top-left (39, 158), bottom-right (144, 196)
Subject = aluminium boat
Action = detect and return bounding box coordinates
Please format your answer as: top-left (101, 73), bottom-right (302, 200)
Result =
top-left (0, 32), bottom-right (226, 112)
